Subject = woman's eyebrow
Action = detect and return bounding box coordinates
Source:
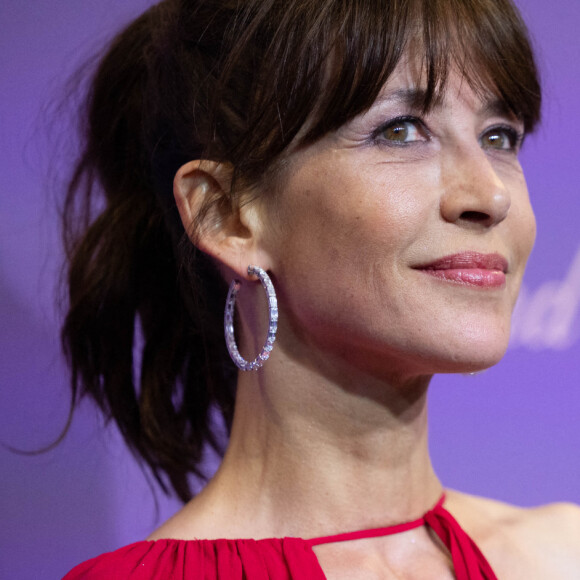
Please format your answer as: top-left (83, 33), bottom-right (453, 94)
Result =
top-left (374, 88), bottom-right (520, 122)
top-left (373, 88), bottom-right (441, 110)
top-left (480, 97), bottom-right (520, 121)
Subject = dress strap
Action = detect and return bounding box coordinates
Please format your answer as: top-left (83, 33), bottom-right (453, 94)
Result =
top-left (306, 495), bottom-right (445, 547)
top-left (306, 515), bottom-right (426, 547)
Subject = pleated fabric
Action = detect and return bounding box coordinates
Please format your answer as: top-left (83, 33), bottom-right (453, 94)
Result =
top-left (63, 495), bottom-right (497, 579)
top-left (62, 537), bottom-right (326, 580)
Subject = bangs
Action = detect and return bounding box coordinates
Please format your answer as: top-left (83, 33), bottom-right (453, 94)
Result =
top-left (196, 0), bottom-right (541, 181)
top-left (298, 0), bottom-right (541, 146)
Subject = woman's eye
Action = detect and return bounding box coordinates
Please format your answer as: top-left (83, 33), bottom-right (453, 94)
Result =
top-left (480, 126), bottom-right (522, 152)
top-left (376, 118), bottom-right (425, 144)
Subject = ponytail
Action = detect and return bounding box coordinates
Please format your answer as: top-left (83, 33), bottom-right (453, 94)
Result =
top-left (62, 3), bottom-right (234, 501)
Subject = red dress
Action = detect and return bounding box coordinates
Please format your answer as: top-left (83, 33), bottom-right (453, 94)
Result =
top-left (63, 495), bottom-right (497, 579)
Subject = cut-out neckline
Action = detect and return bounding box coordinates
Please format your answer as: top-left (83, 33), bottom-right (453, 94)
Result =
top-left (308, 494), bottom-right (497, 580)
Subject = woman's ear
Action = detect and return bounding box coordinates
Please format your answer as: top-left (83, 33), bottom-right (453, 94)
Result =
top-left (173, 160), bottom-right (273, 280)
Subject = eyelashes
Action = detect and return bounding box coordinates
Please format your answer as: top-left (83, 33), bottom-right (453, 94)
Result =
top-left (370, 115), bottom-right (524, 153)
top-left (371, 116), bottom-right (429, 146)
top-left (479, 125), bottom-right (524, 152)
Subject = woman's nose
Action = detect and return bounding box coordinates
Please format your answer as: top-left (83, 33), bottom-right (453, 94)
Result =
top-left (439, 148), bottom-right (511, 228)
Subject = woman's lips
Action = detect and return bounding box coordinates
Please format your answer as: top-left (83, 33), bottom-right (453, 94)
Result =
top-left (413, 252), bottom-right (508, 288)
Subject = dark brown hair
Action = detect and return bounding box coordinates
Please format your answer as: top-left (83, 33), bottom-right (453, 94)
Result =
top-left (61, 0), bottom-right (541, 501)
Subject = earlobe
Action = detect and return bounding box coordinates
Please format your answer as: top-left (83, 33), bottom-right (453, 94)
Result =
top-left (173, 160), bottom-right (273, 280)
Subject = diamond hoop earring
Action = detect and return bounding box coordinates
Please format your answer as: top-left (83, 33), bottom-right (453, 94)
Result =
top-left (224, 265), bottom-right (278, 371)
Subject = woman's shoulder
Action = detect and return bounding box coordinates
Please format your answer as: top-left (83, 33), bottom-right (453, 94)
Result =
top-left (62, 536), bottom-right (324, 580)
top-left (445, 489), bottom-right (580, 578)
top-left (62, 541), bottom-right (161, 580)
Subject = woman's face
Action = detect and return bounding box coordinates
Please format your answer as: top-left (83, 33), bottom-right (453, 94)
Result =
top-left (259, 59), bottom-right (536, 381)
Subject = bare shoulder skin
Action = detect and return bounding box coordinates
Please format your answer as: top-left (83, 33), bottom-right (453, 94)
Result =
top-left (445, 490), bottom-right (580, 579)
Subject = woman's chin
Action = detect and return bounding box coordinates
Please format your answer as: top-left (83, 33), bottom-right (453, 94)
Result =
top-left (388, 322), bottom-right (512, 378)
top-left (428, 334), bottom-right (510, 375)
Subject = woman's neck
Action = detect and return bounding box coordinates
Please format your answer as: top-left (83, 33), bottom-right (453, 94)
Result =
top-left (184, 350), bottom-right (442, 540)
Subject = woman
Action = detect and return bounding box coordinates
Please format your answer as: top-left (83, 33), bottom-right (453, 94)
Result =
top-left (62, 0), bottom-right (580, 577)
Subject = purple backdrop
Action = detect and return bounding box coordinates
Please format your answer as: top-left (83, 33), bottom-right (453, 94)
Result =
top-left (1, 1), bottom-right (579, 578)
